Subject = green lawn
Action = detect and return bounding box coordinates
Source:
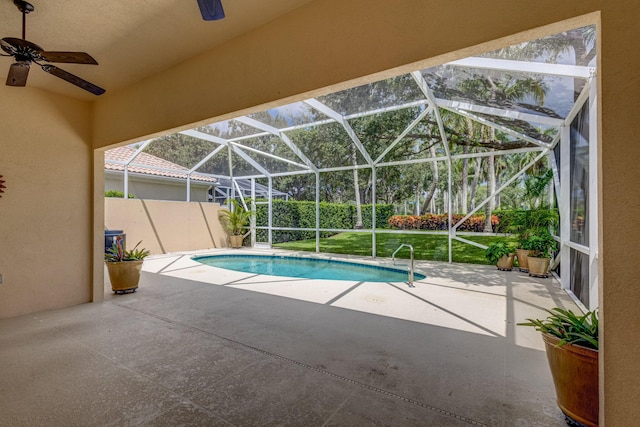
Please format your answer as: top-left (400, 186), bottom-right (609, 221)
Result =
top-left (274, 232), bottom-right (518, 265)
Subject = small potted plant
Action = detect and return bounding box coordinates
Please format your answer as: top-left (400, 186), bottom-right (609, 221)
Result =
top-left (519, 308), bottom-right (598, 427)
top-left (525, 230), bottom-right (556, 278)
top-left (104, 237), bottom-right (150, 294)
top-left (484, 241), bottom-right (515, 271)
top-left (217, 199), bottom-right (252, 248)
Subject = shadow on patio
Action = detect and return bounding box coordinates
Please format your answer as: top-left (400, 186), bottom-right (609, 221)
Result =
top-left (0, 253), bottom-right (579, 426)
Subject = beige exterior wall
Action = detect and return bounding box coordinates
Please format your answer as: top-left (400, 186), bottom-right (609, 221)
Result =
top-left (104, 173), bottom-right (211, 202)
top-left (104, 198), bottom-right (228, 254)
top-left (0, 88), bottom-right (92, 318)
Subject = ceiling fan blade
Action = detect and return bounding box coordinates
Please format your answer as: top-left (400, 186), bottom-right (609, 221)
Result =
top-left (6, 61), bottom-right (30, 86)
top-left (197, 0), bottom-right (225, 20)
top-left (38, 51), bottom-right (98, 65)
top-left (40, 64), bottom-right (105, 95)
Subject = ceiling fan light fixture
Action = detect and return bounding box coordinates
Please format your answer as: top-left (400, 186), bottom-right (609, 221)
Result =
top-left (6, 60), bottom-right (30, 86)
top-left (197, 0), bottom-right (225, 21)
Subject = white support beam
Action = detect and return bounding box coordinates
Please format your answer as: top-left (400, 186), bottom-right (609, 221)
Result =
top-left (123, 139), bottom-right (154, 199)
top-left (588, 79), bottom-right (599, 309)
top-left (228, 142), bottom-right (308, 170)
top-left (563, 79), bottom-right (592, 127)
top-left (452, 149), bottom-right (549, 230)
top-left (440, 106), bottom-right (552, 148)
top-left (179, 129), bottom-right (228, 146)
top-left (377, 146), bottom-right (543, 168)
top-left (303, 98), bottom-right (374, 166)
top-left (189, 145), bottom-right (226, 173)
top-left (234, 116), bottom-right (319, 172)
top-left (411, 71), bottom-right (453, 262)
top-left (125, 139), bottom-right (154, 164)
top-left (453, 235), bottom-right (488, 250)
top-left (375, 106), bottom-right (433, 164)
top-left (559, 125), bottom-right (571, 291)
top-left (435, 98), bottom-right (564, 127)
top-left (250, 179), bottom-right (256, 247)
top-left (315, 171), bottom-right (320, 253)
top-left (231, 146), bottom-right (271, 178)
top-left (448, 57), bottom-right (594, 79)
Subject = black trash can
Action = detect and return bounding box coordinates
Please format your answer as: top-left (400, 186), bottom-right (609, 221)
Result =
top-left (105, 230), bottom-right (126, 253)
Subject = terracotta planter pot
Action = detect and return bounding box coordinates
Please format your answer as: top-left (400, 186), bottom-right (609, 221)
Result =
top-left (229, 235), bottom-right (244, 248)
top-left (496, 253), bottom-right (515, 271)
top-left (105, 260), bottom-right (143, 293)
top-left (515, 248), bottom-right (532, 272)
top-left (542, 333), bottom-right (599, 427)
top-left (528, 256), bottom-right (551, 278)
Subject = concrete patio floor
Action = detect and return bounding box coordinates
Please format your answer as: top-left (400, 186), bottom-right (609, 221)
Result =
top-left (0, 249), bottom-right (581, 426)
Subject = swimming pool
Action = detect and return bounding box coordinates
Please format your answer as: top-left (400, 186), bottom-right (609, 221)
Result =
top-left (193, 254), bottom-right (425, 282)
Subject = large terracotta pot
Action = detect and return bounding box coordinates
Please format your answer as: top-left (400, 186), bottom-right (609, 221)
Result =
top-left (496, 253), bottom-right (515, 271)
top-left (105, 260), bottom-right (143, 293)
top-left (542, 333), bottom-right (599, 427)
top-left (229, 235), bottom-right (244, 248)
top-left (528, 256), bottom-right (551, 278)
top-left (515, 248), bottom-right (532, 272)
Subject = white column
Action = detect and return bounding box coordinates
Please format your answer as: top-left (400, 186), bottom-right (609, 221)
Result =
top-left (268, 177), bottom-right (273, 247)
top-left (315, 172), bottom-right (320, 253)
top-left (186, 174), bottom-right (191, 202)
top-left (588, 79), bottom-right (599, 309)
top-left (251, 178), bottom-right (256, 247)
top-left (372, 167), bottom-right (377, 258)
top-left (560, 125), bottom-right (571, 291)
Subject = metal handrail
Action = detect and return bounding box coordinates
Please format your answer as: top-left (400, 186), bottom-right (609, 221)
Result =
top-left (392, 243), bottom-right (415, 288)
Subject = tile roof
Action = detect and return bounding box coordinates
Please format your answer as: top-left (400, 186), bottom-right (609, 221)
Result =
top-left (105, 146), bottom-right (216, 184)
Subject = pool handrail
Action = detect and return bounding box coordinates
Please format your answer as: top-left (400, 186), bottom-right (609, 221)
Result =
top-left (392, 243), bottom-right (415, 288)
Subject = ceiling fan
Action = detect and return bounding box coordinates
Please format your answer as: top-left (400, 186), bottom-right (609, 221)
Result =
top-left (0, 0), bottom-right (105, 95)
top-left (197, 0), bottom-right (225, 21)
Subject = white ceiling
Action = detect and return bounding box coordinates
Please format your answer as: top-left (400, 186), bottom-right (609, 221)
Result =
top-left (0, 0), bottom-right (313, 100)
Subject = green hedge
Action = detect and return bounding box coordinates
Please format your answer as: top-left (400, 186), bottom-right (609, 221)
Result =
top-left (105, 190), bottom-right (134, 198)
top-left (254, 199), bottom-right (394, 243)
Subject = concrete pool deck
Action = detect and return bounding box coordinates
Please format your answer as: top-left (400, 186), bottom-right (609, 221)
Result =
top-left (0, 249), bottom-right (581, 426)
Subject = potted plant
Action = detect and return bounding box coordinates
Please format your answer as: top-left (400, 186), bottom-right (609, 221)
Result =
top-left (525, 230), bottom-right (556, 278)
top-left (485, 241), bottom-right (515, 271)
top-left (519, 308), bottom-right (598, 427)
top-left (104, 237), bottom-right (150, 294)
top-left (217, 199), bottom-right (252, 248)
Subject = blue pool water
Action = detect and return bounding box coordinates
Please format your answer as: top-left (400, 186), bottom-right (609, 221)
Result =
top-left (193, 254), bottom-right (425, 282)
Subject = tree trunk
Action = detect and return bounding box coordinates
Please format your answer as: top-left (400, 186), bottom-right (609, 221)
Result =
top-left (470, 157), bottom-right (482, 210)
top-left (484, 148), bottom-right (496, 233)
top-left (421, 145), bottom-right (439, 214)
top-left (461, 146), bottom-right (469, 214)
top-left (352, 144), bottom-right (363, 228)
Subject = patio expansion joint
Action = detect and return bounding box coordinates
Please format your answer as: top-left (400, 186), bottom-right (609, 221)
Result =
top-left (113, 301), bottom-right (488, 427)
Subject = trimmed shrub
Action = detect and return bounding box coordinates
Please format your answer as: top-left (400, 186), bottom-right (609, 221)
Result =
top-left (105, 190), bottom-right (134, 198)
top-left (388, 213), bottom-right (499, 232)
top-left (254, 199), bottom-right (394, 243)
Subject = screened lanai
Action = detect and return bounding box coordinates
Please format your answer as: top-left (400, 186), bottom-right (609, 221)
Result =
top-left (109, 25), bottom-right (597, 309)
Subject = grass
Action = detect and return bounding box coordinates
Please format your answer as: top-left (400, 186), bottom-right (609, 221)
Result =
top-left (274, 232), bottom-right (518, 265)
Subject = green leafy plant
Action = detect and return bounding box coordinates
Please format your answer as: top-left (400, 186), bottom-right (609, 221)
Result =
top-left (524, 230), bottom-right (556, 258)
top-left (519, 308), bottom-right (598, 350)
top-left (105, 238), bottom-right (150, 262)
top-left (484, 241), bottom-right (514, 264)
top-left (105, 190), bottom-right (134, 198)
top-left (218, 199), bottom-right (253, 236)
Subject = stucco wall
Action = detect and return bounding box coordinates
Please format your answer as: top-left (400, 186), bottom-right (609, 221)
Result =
top-left (104, 198), bottom-right (228, 254)
top-left (105, 173), bottom-right (211, 202)
top-left (0, 87), bottom-right (92, 318)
